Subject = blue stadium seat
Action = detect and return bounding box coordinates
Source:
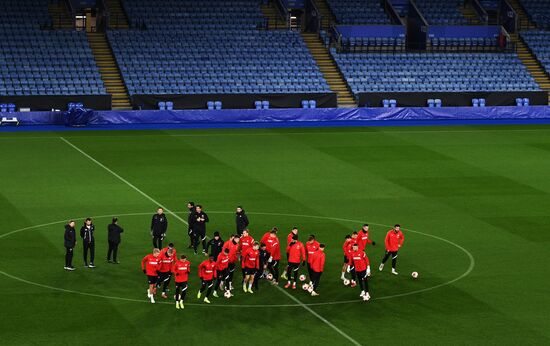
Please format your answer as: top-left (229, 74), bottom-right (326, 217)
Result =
top-left (166, 101), bottom-right (174, 110)
top-left (309, 100), bottom-right (316, 109)
top-left (214, 101), bottom-right (222, 110)
top-left (255, 101), bottom-right (262, 109)
top-left (158, 101), bottom-right (166, 110)
top-left (262, 100), bottom-right (269, 109)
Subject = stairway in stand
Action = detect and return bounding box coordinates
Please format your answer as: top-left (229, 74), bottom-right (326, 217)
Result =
top-left (48, 1), bottom-right (73, 29)
top-left (260, 2), bottom-right (286, 29)
top-left (460, 4), bottom-right (482, 25)
top-left (505, 0), bottom-right (549, 104)
top-left (312, 0), bottom-right (337, 30)
top-left (507, 0), bottom-right (537, 30)
top-left (87, 32), bottom-right (132, 110)
top-left (511, 33), bottom-right (550, 104)
top-left (302, 33), bottom-right (356, 108)
top-left (104, 0), bottom-right (130, 29)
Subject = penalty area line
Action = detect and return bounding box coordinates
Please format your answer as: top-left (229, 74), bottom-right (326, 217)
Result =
top-left (59, 137), bottom-right (187, 225)
top-left (274, 285), bottom-right (362, 346)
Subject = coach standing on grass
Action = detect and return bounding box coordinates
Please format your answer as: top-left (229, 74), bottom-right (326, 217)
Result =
top-left (151, 207), bottom-right (168, 249)
top-left (64, 220), bottom-right (76, 271)
top-left (81, 218), bottom-right (95, 268)
top-left (107, 217), bottom-right (123, 264)
top-left (190, 205), bottom-right (209, 255)
top-left (235, 206), bottom-right (249, 237)
top-left (187, 202), bottom-right (195, 249)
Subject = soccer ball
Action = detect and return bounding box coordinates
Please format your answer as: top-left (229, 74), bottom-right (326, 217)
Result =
top-left (302, 283), bottom-right (310, 291)
top-left (266, 273), bottom-right (273, 281)
top-left (411, 271), bottom-right (419, 279)
top-left (224, 290), bottom-right (231, 298)
top-left (299, 274), bottom-right (306, 282)
top-left (343, 279), bottom-right (350, 286)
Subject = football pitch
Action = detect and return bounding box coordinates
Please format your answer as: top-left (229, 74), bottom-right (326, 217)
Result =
top-left (1, 124), bottom-right (549, 345)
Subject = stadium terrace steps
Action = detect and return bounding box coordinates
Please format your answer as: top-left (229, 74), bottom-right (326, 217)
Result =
top-left (302, 33), bottom-right (356, 108)
top-left (460, 4), bottom-right (482, 25)
top-left (512, 33), bottom-right (550, 104)
top-left (87, 32), bottom-right (131, 109)
top-left (260, 2), bottom-right (286, 29)
top-left (48, 2), bottom-right (73, 29)
top-left (104, 0), bottom-right (130, 29)
top-left (312, 0), bottom-right (338, 29)
top-left (508, 0), bottom-right (537, 30)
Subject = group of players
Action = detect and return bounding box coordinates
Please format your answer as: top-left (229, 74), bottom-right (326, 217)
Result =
top-left (141, 203), bottom-right (405, 309)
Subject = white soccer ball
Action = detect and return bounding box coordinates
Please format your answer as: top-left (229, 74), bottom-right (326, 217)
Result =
top-left (224, 290), bottom-right (231, 298)
top-left (299, 274), bottom-right (306, 282)
top-left (343, 278), bottom-right (350, 286)
top-left (307, 285), bottom-right (314, 293)
top-left (411, 271), bottom-right (419, 279)
top-left (302, 283), bottom-right (310, 291)
top-left (266, 273), bottom-right (273, 281)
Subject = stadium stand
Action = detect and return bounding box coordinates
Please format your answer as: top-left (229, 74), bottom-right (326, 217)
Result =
top-left (108, 0), bottom-right (330, 96)
top-left (519, 0), bottom-right (550, 28)
top-left (332, 51), bottom-right (540, 95)
top-left (414, 0), bottom-right (469, 25)
top-left (520, 30), bottom-right (550, 76)
top-left (325, 0), bottom-right (391, 24)
top-left (0, 0), bottom-right (107, 97)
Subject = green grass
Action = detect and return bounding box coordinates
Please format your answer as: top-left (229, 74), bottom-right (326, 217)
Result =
top-left (1, 125), bottom-right (550, 345)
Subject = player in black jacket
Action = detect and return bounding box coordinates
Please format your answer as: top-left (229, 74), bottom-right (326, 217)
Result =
top-left (64, 220), bottom-right (76, 271)
top-left (80, 218), bottom-right (95, 268)
top-left (253, 243), bottom-right (270, 290)
top-left (151, 207), bottom-right (168, 249)
top-left (206, 231), bottom-right (224, 260)
top-left (190, 205), bottom-right (209, 255)
top-left (186, 202), bottom-right (195, 249)
top-left (235, 206), bottom-right (249, 237)
top-left (107, 217), bottom-right (124, 263)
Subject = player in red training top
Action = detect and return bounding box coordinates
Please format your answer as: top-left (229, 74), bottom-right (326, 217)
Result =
top-left (348, 243), bottom-right (371, 300)
top-left (284, 234), bottom-right (306, 289)
top-left (242, 242), bottom-right (260, 293)
top-left (341, 234), bottom-right (353, 281)
top-left (239, 229), bottom-right (254, 281)
top-left (357, 224), bottom-right (376, 252)
top-left (281, 227), bottom-right (298, 280)
top-left (305, 234), bottom-right (320, 286)
top-left (222, 235), bottom-right (240, 293)
top-left (309, 243), bottom-right (326, 296)
top-left (172, 254), bottom-right (190, 309)
top-left (213, 247), bottom-right (231, 297)
top-left (157, 243), bottom-right (176, 299)
top-left (197, 256), bottom-right (217, 304)
top-left (141, 248), bottom-right (161, 303)
top-left (262, 228), bottom-right (281, 285)
top-left (379, 224), bottom-right (405, 275)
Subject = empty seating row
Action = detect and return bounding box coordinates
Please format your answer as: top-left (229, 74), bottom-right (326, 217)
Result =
top-left (332, 51), bottom-right (540, 95)
top-left (0, 1), bottom-right (107, 97)
top-left (109, 0), bottom-right (330, 96)
top-left (326, 0), bottom-right (391, 24)
top-left (415, 0), bottom-right (469, 25)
